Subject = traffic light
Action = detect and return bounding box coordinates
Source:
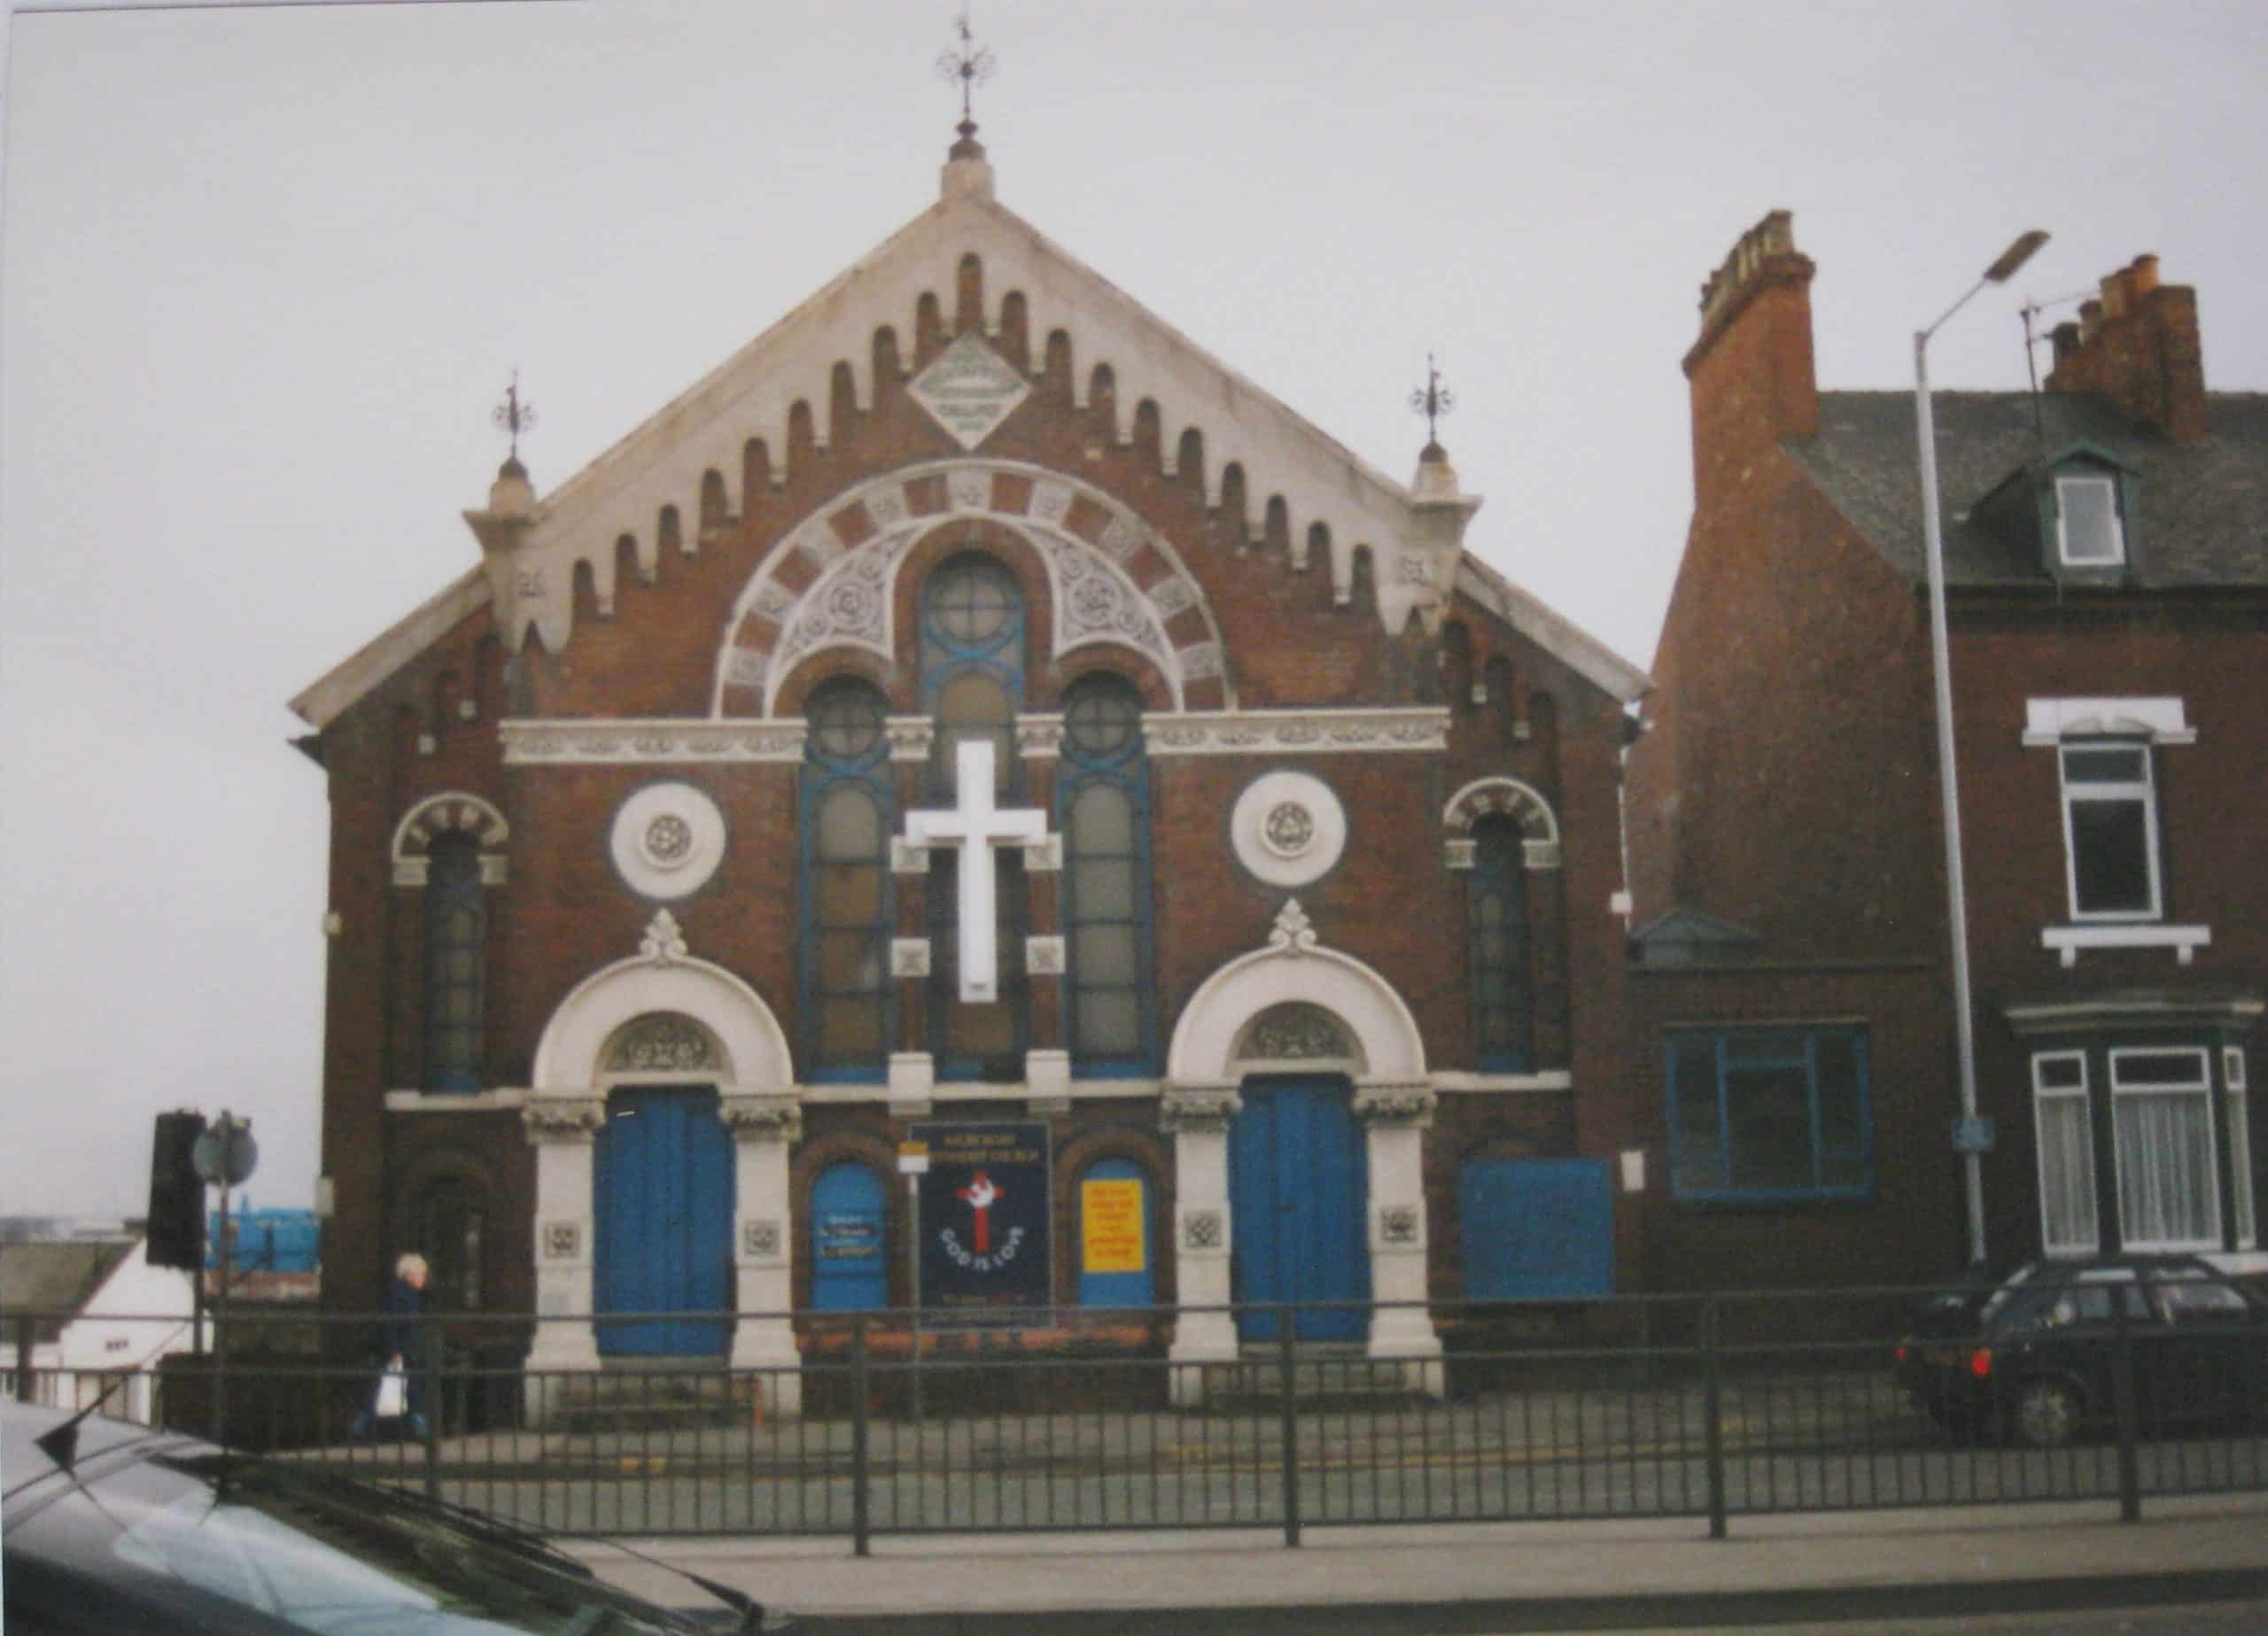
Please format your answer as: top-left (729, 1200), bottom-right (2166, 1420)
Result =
top-left (146, 1111), bottom-right (207, 1271)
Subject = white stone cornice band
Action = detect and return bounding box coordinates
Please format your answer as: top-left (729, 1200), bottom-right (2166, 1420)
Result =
top-left (500, 707), bottom-right (1448, 766)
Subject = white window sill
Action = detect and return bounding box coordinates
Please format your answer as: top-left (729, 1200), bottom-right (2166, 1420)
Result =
top-left (2041, 924), bottom-right (2211, 968)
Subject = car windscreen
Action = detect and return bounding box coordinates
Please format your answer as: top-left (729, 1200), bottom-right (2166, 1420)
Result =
top-left (9, 1453), bottom-right (695, 1635)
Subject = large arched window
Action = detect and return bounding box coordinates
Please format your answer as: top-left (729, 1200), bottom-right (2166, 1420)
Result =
top-left (1467, 814), bottom-right (1534, 1071)
top-left (1060, 674), bottom-right (1153, 1072)
top-left (922, 554), bottom-right (1029, 1079)
top-left (423, 833), bottom-right (485, 1091)
top-left (801, 679), bottom-right (894, 1081)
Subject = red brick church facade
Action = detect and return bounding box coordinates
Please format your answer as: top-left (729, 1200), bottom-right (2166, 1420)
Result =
top-left (293, 129), bottom-right (1649, 1405)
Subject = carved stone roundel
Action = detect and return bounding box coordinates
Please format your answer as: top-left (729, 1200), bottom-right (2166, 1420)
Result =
top-left (610, 781), bottom-right (726, 901)
top-left (1231, 771), bottom-right (1347, 888)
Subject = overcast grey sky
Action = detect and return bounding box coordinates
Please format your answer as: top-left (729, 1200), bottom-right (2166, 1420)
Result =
top-left (4, 0), bottom-right (2265, 1218)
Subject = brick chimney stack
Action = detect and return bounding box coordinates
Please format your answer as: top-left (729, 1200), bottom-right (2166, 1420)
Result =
top-left (2046, 254), bottom-right (2207, 442)
top-left (1682, 210), bottom-right (1820, 508)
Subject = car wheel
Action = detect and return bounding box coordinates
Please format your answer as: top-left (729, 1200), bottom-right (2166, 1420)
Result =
top-left (2010, 1380), bottom-right (2081, 1448)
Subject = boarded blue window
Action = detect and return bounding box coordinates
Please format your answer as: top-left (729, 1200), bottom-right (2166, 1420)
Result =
top-left (1459, 1159), bottom-right (1613, 1300)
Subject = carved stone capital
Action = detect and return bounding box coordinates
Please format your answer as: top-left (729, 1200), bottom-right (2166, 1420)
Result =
top-left (1354, 1083), bottom-right (1438, 1127)
top-left (522, 1098), bottom-right (605, 1143)
top-left (1014, 715), bottom-right (1066, 760)
top-left (885, 717), bottom-right (936, 763)
top-left (721, 1096), bottom-right (804, 1144)
top-left (1160, 1085), bottom-right (1242, 1135)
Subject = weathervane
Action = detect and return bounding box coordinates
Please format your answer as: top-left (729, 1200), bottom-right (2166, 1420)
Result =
top-left (1410, 353), bottom-right (1455, 451)
top-left (936, 4), bottom-right (996, 143)
top-left (493, 368), bottom-right (537, 464)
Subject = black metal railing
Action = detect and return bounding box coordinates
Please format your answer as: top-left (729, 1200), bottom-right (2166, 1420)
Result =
top-left (7, 1280), bottom-right (2261, 1545)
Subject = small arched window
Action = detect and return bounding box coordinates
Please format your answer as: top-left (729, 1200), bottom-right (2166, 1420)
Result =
top-left (1060, 675), bottom-right (1153, 1072)
top-left (923, 554), bottom-right (1028, 1079)
top-left (1467, 814), bottom-right (1534, 1072)
top-left (423, 833), bottom-right (485, 1091)
top-left (801, 680), bottom-right (894, 1081)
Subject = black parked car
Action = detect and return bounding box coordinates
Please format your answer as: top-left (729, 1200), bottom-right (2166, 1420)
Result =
top-left (3, 1400), bottom-right (781, 1633)
top-left (1892, 1254), bottom-right (2268, 1448)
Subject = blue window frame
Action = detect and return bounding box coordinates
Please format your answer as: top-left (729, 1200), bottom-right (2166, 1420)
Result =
top-left (1059, 675), bottom-right (1155, 1074)
top-left (423, 833), bottom-right (485, 1091)
top-left (1467, 815), bottom-right (1534, 1072)
top-left (1666, 1027), bottom-right (1873, 1202)
top-left (921, 554), bottom-right (1029, 1080)
top-left (799, 680), bottom-right (894, 1082)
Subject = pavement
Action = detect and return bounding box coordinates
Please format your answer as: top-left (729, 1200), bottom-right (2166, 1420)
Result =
top-left (565, 1490), bottom-right (2268, 1630)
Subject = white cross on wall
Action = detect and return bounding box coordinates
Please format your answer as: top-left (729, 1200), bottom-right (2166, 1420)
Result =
top-left (902, 739), bottom-right (1049, 1003)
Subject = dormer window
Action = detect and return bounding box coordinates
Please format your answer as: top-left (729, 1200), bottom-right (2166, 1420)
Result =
top-left (2054, 474), bottom-right (2124, 568)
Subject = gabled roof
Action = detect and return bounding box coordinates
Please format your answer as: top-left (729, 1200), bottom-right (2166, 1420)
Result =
top-left (291, 158), bottom-right (1649, 731)
top-left (1455, 555), bottom-right (1651, 704)
top-left (0, 1239), bottom-right (138, 1344)
top-left (1784, 391), bottom-right (2268, 589)
top-left (1628, 907), bottom-right (1765, 965)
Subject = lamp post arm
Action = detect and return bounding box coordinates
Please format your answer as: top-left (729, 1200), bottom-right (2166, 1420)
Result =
top-left (1915, 329), bottom-right (1987, 1268)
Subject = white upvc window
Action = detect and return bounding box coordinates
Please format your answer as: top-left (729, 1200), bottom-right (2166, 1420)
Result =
top-left (2055, 473), bottom-right (2125, 567)
top-left (2058, 742), bottom-right (2162, 921)
top-left (2227, 1048), bottom-right (2256, 1250)
top-left (2031, 1051), bottom-right (2100, 1257)
top-left (2109, 1047), bottom-right (2219, 1252)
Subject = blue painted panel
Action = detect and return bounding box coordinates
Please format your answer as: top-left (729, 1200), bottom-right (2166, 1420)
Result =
top-left (811, 1162), bottom-right (889, 1312)
top-left (595, 1088), bottom-right (734, 1355)
top-left (1231, 1077), bottom-right (1368, 1342)
top-left (1458, 1159), bottom-right (1613, 1301)
top-left (1076, 1158), bottom-right (1153, 1309)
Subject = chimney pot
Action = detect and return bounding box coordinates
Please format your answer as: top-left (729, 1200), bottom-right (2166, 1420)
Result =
top-left (2130, 253), bottom-right (2160, 295)
top-left (2100, 273), bottom-right (2129, 320)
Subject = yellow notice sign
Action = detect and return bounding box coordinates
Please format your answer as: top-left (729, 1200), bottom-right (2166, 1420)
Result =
top-left (1081, 1179), bottom-right (1146, 1274)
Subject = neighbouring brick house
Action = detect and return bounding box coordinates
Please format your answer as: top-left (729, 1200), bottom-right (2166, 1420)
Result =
top-left (291, 125), bottom-right (1649, 1408)
top-left (1626, 213), bottom-right (2265, 1289)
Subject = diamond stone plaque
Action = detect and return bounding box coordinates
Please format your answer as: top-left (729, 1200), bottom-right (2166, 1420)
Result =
top-left (909, 333), bottom-right (1030, 450)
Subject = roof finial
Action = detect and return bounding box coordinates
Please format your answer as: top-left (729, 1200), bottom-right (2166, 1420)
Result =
top-left (1410, 353), bottom-right (1454, 461)
top-left (492, 368), bottom-right (537, 475)
top-left (936, 4), bottom-right (995, 158)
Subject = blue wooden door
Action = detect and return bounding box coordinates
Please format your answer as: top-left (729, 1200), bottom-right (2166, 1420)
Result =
top-left (1458, 1159), bottom-right (1613, 1301)
top-left (1231, 1075), bottom-right (1369, 1341)
top-left (810, 1161), bottom-right (889, 1311)
top-left (594, 1087), bottom-right (734, 1355)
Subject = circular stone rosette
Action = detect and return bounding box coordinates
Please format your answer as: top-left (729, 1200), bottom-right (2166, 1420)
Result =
top-left (1230, 771), bottom-right (1347, 888)
top-left (610, 781), bottom-right (726, 901)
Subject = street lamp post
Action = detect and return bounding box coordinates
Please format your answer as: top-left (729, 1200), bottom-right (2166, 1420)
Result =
top-left (1915, 229), bottom-right (2048, 1268)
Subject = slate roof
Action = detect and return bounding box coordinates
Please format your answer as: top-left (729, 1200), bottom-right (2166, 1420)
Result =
top-left (1785, 391), bottom-right (2268, 589)
top-left (0, 1239), bottom-right (136, 1344)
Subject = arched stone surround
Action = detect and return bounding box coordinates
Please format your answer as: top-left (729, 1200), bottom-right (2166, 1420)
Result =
top-left (1161, 901), bottom-right (1441, 1400)
top-left (715, 459), bottom-right (1231, 716)
top-left (522, 911), bottom-right (802, 1407)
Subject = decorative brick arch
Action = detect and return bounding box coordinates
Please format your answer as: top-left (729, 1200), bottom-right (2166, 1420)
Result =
top-left (391, 792), bottom-right (509, 887)
top-left (713, 458), bottom-right (1231, 717)
top-left (1166, 900), bottom-right (1426, 1086)
top-left (1441, 776), bottom-right (1560, 871)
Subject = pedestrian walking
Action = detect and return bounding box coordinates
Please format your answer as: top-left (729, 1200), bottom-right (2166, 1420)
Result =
top-left (349, 1252), bottom-right (431, 1439)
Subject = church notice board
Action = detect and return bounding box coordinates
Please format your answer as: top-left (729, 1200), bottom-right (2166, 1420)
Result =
top-left (912, 1121), bottom-right (1052, 1322)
